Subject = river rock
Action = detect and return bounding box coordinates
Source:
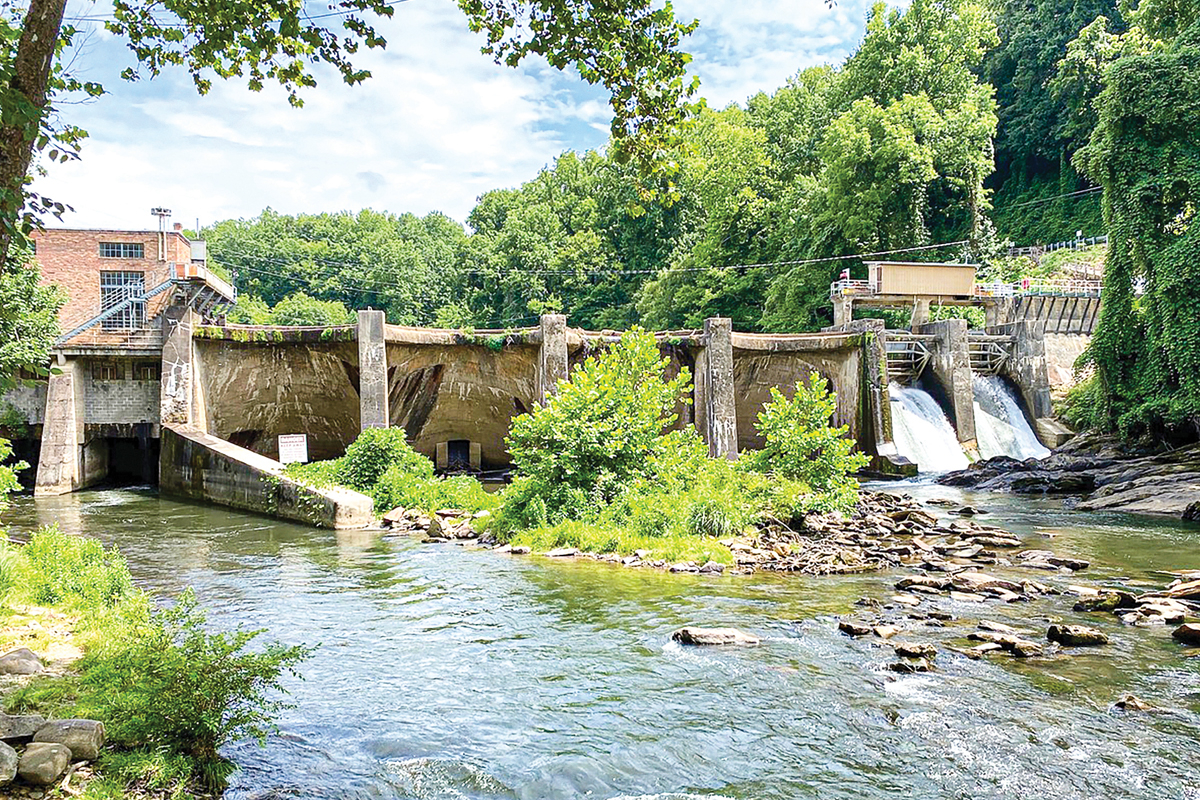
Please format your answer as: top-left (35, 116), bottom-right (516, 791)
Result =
top-left (1047, 556), bottom-right (1089, 571)
top-left (1164, 578), bottom-right (1200, 600)
top-left (0, 714), bottom-right (46, 743)
top-left (887, 658), bottom-right (931, 673)
top-left (0, 648), bottom-right (43, 675)
top-left (34, 719), bottom-right (105, 761)
top-left (893, 641), bottom-right (936, 659)
top-left (895, 575), bottom-right (950, 591)
top-left (545, 547), bottom-right (577, 558)
top-left (968, 631), bottom-right (1044, 657)
top-left (1047, 624), bottom-right (1109, 646)
top-left (17, 743), bottom-right (70, 785)
top-left (1172, 623), bottom-right (1200, 646)
top-left (672, 627), bottom-right (760, 647)
top-left (949, 591), bottom-right (986, 603)
top-left (509, 546), bottom-right (531, 555)
top-left (872, 625), bottom-right (899, 639)
top-left (838, 621), bottom-right (873, 637)
top-left (0, 741), bottom-right (16, 784)
top-left (1073, 593), bottom-right (1123, 612)
top-left (1114, 694), bottom-right (1155, 711)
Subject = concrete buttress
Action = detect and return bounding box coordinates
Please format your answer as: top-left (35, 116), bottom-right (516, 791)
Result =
top-left (358, 310), bottom-right (389, 429)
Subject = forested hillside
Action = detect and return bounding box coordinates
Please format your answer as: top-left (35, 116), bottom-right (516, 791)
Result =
top-left (205, 0), bottom-right (1193, 432)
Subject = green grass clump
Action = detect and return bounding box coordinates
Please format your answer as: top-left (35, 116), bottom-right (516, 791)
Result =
top-left (0, 527), bottom-right (310, 798)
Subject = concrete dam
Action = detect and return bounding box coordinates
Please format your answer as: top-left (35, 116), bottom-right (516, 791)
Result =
top-left (3, 250), bottom-right (1094, 528)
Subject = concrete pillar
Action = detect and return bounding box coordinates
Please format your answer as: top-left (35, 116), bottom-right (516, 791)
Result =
top-left (538, 314), bottom-right (568, 403)
top-left (843, 319), bottom-right (917, 476)
top-left (914, 319), bottom-right (977, 448)
top-left (910, 298), bottom-right (932, 327)
top-left (357, 309), bottom-right (389, 429)
top-left (832, 297), bottom-right (853, 328)
top-left (161, 306), bottom-right (201, 428)
top-left (701, 317), bottom-right (738, 460)
top-left (993, 319), bottom-right (1053, 420)
top-left (34, 358), bottom-right (83, 496)
top-left (985, 297), bottom-right (1017, 328)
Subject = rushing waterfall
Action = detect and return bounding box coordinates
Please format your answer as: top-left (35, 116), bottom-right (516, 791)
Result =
top-left (973, 375), bottom-right (1051, 461)
top-left (888, 383), bottom-right (970, 472)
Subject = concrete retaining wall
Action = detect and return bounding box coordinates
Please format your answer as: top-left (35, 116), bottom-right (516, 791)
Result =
top-left (160, 424), bottom-right (374, 529)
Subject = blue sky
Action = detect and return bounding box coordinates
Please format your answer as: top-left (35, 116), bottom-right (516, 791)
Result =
top-left (36, 0), bottom-right (875, 231)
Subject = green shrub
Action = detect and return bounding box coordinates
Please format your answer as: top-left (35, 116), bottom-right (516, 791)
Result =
top-left (372, 465), bottom-right (498, 514)
top-left (21, 526), bottom-right (133, 610)
top-left (337, 427), bottom-right (433, 492)
top-left (1058, 373), bottom-right (1103, 432)
top-left (0, 436), bottom-right (25, 514)
top-left (743, 372), bottom-right (868, 512)
top-left (501, 328), bottom-right (697, 527)
top-left (82, 590), bottom-right (311, 787)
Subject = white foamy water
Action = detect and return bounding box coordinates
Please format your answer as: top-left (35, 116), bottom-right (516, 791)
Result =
top-left (973, 375), bottom-right (1051, 461)
top-left (889, 383), bottom-right (970, 472)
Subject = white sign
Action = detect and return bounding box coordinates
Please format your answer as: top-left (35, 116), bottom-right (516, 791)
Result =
top-left (278, 434), bottom-right (309, 465)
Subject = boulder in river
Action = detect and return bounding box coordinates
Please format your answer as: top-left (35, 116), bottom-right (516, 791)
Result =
top-left (892, 642), bottom-right (936, 659)
top-left (1172, 623), bottom-right (1200, 646)
top-left (0, 741), bottom-right (16, 785)
top-left (887, 658), bottom-right (932, 673)
top-left (1073, 593), bottom-right (1123, 613)
top-left (17, 742), bottom-right (71, 785)
top-left (672, 627), bottom-right (760, 646)
top-left (1113, 694), bottom-right (1155, 712)
top-left (838, 621), bottom-right (873, 637)
top-left (34, 719), bottom-right (105, 761)
top-left (1047, 624), bottom-right (1109, 646)
top-left (0, 648), bottom-right (43, 675)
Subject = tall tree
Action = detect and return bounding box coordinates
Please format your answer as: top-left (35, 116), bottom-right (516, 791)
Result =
top-left (0, 0), bottom-right (700, 266)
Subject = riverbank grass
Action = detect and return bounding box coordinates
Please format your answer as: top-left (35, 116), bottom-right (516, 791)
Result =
top-left (0, 527), bottom-right (310, 798)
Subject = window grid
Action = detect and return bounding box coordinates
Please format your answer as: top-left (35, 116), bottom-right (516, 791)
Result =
top-left (100, 271), bottom-right (146, 330)
top-left (99, 242), bottom-right (145, 259)
top-left (133, 362), bottom-right (161, 381)
top-left (92, 362), bottom-right (123, 381)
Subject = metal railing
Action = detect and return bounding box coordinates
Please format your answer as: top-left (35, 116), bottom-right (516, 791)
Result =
top-left (829, 279), bottom-right (873, 299)
top-left (1007, 235), bottom-right (1107, 258)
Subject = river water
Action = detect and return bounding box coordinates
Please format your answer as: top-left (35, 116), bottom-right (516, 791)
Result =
top-left (5, 485), bottom-right (1200, 800)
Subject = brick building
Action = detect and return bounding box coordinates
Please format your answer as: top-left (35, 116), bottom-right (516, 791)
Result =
top-left (2, 215), bottom-right (235, 492)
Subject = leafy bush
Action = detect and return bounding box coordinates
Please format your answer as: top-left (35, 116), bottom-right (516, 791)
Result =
top-left (337, 427), bottom-right (434, 493)
top-left (0, 436), bottom-right (25, 514)
top-left (21, 526), bottom-right (134, 610)
top-left (743, 373), bottom-right (868, 511)
top-left (372, 465), bottom-right (497, 514)
top-left (1058, 373), bottom-right (1103, 431)
top-left (500, 328), bottom-right (697, 528)
top-left (83, 590), bottom-right (311, 783)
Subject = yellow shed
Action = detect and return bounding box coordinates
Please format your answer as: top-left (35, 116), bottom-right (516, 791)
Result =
top-left (866, 261), bottom-right (976, 298)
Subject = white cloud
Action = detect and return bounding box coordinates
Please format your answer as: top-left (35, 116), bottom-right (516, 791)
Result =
top-left (33, 0), bottom-right (874, 230)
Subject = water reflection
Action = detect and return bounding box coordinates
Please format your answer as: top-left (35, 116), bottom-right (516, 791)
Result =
top-left (2, 487), bottom-right (1199, 799)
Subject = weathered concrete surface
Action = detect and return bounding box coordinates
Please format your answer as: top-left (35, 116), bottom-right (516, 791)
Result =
top-left (385, 340), bottom-right (539, 469)
top-left (1044, 333), bottom-right (1090, 387)
top-left (701, 318), bottom-right (737, 459)
top-left (915, 319), bottom-right (977, 448)
top-left (161, 307), bottom-right (203, 427)
top-left (358, 310), bottom-right (389, 430)
top-left (988, 295), bottom-right (1101, 335)
top-left (194, 339), bottom-right (361, 462)
top-left (538, 314), bottom-right (568, 402)
top-left (160, 424), bottom-right (373, 528)
top-left (33, 359), bottom-right (83, 496)
top-left (992, 319), bottom-right (1053, 420)
top-left (731, 331), bottom-right (864, 451)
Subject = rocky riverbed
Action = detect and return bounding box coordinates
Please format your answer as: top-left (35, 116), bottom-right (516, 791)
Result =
top-left (938, 433), bottom-right (1200, 520)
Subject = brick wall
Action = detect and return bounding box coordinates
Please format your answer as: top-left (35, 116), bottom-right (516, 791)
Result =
top-left (81, 359), bottom-right (161, 424)
top-left (1, 383), bottom-right (47, 425)
top-left (32, 228), bottom-right (193, 343)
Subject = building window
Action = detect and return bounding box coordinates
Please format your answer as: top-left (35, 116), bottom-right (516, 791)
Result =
top-left (99, 242), bottom-right (145, 259)
top-left (133, 362), bottom-right (161, 381)
top-left (92, 362), bottom-right (123, 381)
top-left (100, 271), bottom-right (146, 330)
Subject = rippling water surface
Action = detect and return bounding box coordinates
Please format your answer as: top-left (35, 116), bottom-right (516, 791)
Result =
top-left (6, 483), bottom-right (1200, 800)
